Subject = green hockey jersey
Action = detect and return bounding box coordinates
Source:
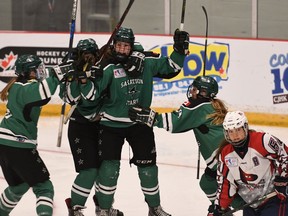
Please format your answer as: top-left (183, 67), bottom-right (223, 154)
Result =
top-left (154, 97), bottom-right (225, 170)
top-left (80, 51), bottom-right (186, 128)
top-left (0, 74), bottom-right (60, 148)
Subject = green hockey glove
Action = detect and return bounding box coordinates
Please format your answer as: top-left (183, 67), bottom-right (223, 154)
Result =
top-left (173, 28), bottom-right (190, 55)
top-left (128, 105), bottom-right (157, 127)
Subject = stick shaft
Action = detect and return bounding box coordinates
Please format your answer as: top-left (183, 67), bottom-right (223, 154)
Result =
top-left (223, 192), bottom-right (277, 216)
top-left (57, 0), bottom-right (78, 147)
top-left (97, 0), bottom-right (135, 64)
top-left (64, 0), bottom-right (135, 125)
top-left (202, 6), bottom-right (208, 76)
top-left (180, 0), bottom-right (186, 31)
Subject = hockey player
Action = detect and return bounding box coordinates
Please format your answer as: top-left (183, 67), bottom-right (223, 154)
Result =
top-left (128, 76), bottom-right (244, 215)
top-left (78, 27), bottom-right (189, 216)
top-left (0, 54), bottom-right (73, 216)
top-left (214, 110), bottom-right (288, 216)
top-left (60, 38), bottom-right (123, 216)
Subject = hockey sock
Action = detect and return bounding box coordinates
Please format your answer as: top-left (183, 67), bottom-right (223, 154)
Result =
top-left (98, 160), bottom-right (120, 209)
top-left (93, 174), bottom-right (100, 205)
top-left (138, 165), bottom-right (160, 207)
top-left (71, 168), bottom-right (98, 207)
top-left (199, 172), bottom-right (218, 202)
top-left (0, 182), bottom-right (29, 215)
top-left (32, 180), bottom-right (54, 216)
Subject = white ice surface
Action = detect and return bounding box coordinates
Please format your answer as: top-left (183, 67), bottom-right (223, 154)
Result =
top-left (0, 117), bottom-right (287, 216)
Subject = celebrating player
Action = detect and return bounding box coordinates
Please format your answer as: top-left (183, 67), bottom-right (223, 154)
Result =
top-left (78, 26), bottom-right (189, 216)
top-left (0, 54), bottom-right (72, 216)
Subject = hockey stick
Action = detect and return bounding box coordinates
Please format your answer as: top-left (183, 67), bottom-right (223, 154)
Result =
top-left (57, 0), bottom-right (78, 147)
top-left (202, 6), bottom-right (208, 76)
top-left (63, 0), bottom-right (135, 125)
top-left (223, 191), bottom-right (277, 216)
top-left (196, 6), bottom-right (209, 179)
top-left (179, 0), bottom-right (186, 31)
top-left (97, 0), bottom-right (135, 63)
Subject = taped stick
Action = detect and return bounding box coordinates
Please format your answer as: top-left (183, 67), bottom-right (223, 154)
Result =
top-left (179, 0), bottom-right (187, 31)
top-left (96, 0), bottom-right (135, 64)
top-left (63, 0), bottom-right (135, 125)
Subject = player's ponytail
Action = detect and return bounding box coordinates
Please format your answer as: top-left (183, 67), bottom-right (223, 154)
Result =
top-left (0, 77), bottom-right (17, 101)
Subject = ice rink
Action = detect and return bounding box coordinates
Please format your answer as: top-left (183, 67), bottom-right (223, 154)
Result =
top-left (0, 117), bottom-right (287, 216)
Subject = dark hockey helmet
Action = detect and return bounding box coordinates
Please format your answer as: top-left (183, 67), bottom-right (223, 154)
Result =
top-left (112, 27), bottom-right (135, 63)
top-left (76, 38), bottom-right (99, 56)
top-left (187, 76), bottom-right (218, 101)
top-left (14, 54), bottom-right (46, 81)
top-left (113, 27), bottom-right (135, 45)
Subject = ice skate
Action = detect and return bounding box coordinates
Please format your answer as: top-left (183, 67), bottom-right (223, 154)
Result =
top-left (93, 196), bottom-right (124, 216)
top-left (65, 198), bottom-right (86, 216)
top-left (98, 208), bottom-right (124, 216)
top-left (207, 204), bottom-right (214, 216)
top-left (148, 205), bottom-right (171, 216)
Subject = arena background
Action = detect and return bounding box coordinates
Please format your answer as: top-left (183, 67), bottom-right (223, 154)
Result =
top-left (0, 32), bottom-right (287, 127)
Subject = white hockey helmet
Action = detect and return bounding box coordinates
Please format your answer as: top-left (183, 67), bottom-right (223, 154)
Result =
top-left (223, 111), bottom-right (249, 146)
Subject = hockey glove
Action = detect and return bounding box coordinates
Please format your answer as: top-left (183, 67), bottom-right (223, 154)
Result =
top-left (173, 28), bottom-right (190, 55)
top-left (128, 105), bottom-right (158, 127)
top-left (274, 176), bottom-right (288, 201)
top-left (213, 205), bottom-right (233, 216)
top-left (74, 57), bottom-right (103, 82)
top-left (123, 51), bottom-right (145, 78)
top-left (53, 60), bottom-right (75, 82)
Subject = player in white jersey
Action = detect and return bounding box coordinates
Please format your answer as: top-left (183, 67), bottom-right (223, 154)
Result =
top-left (214, 111), bottom-right (288, 216)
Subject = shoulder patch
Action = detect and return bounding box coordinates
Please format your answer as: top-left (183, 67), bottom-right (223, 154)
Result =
top-left (113, 68), bottom-right (126, 78)
top-left (225, 157), bottom-right (238, 167)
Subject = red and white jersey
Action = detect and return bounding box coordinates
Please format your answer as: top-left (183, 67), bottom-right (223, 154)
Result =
top-left (216, 131), bottom-right (288, 209)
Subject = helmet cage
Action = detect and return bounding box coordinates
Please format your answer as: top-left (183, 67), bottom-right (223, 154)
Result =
top-left (112, 27), bottom-right (135, 63)
top-left (35, 62), bottom-right (47, 81)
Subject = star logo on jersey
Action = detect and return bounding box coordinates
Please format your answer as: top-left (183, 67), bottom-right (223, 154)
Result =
top-left (239, 167), bottom-right (258, 183)
top-left (128, 85), bottom-right (139, 95)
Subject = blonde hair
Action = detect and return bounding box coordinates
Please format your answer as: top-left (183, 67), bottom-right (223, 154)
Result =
top-left (0, 78), bottom-right (17, 101)
top-left (206, 98), bottom-right (228, 125)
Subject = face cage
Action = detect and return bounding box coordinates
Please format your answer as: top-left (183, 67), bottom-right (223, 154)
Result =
top-left (35, 63), bottom-right (47, 81)
top-left (186, 85), bottom-right (193, 100)
top-left (223, 123), bottom-right (249, 147)
top-left (187, 84), bottom-right (205, 101)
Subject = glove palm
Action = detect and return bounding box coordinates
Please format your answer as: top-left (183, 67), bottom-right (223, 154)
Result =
top-left (173, 28), bottom-right (190, 55)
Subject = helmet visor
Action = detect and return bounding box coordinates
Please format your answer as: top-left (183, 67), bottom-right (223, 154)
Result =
top-left (35, 63), bottom-right (47, 81)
